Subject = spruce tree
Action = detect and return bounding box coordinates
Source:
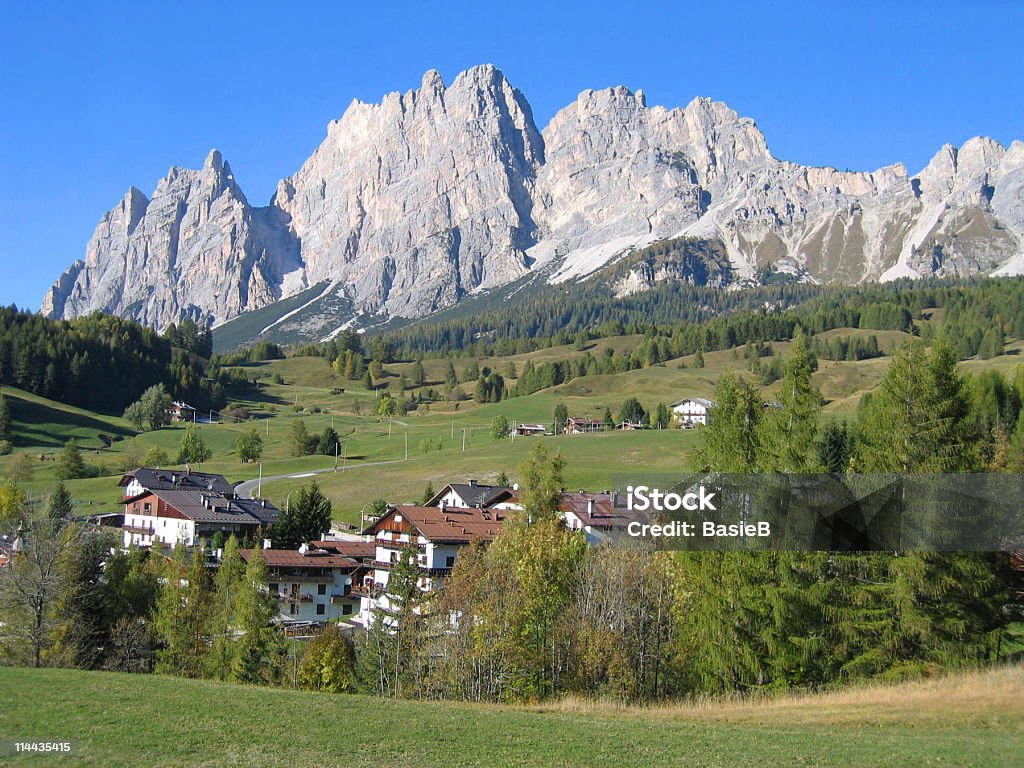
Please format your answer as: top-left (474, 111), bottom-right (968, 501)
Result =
top-left (759, 330), bottom-right (823, 472)
top-left (694, 373), bottom-right (761, 472)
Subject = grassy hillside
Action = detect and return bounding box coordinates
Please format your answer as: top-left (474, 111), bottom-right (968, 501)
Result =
top-left (0, 665), bottom-right (1021, 767)
top-left (2, 333), bottom-right (1021, 523)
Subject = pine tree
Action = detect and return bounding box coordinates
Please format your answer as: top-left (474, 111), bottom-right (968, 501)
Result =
top-left (233, 551), bottom-right (280, 684)
top-left (818, 421), bottom-right (851, 473)
top-left (694, 373), bottom-right (761, 472)
top-left (272, 482), bottom-right (332, 548)
top-left (206, 536), bottom-right (244, 680)
top-left (47, 482), bottom-right (74, 522)
top-left (55, 439), bottom-right (88, 480)
top-left (856, 339), bottom-right (976, 472)
top-left (759, 330), bottom-right (823, 472)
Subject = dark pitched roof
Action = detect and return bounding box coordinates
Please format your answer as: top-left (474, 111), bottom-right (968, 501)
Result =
top-left (426, 482), bottom-right (515, 509)
top-left (144, 489), bottom-right (278, 526)
top-left (120, 468), bottom-right (235, 496)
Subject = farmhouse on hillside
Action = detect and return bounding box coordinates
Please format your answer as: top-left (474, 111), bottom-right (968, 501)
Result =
top-left (514, 423), bottom-right (546, 436)
top-left (565, 417), bottom-right (603, 434)
top-left (170, 401), bottom-right (198, 422)
top-left (670, 397), bottom-right (715, 428)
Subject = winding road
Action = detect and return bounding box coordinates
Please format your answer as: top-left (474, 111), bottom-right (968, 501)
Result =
top-left (234, 459), bottom-right (406, 499)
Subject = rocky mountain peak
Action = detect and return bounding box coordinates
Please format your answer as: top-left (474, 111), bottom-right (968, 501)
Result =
top-left (43, 65), bottom-right (1024, 340)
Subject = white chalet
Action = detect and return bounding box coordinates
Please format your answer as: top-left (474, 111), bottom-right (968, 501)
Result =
top-left (241, 541), bottom-right (374, 623)
top-left (670, 397), bottom-right (715, 428)
top-left (425, 480), bottom-right (519, 510)
top-left (357, 505), bottom-right (508, 623)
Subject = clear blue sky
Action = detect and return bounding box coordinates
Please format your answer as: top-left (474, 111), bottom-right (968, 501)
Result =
top-left (2, 1), bottom-right (1023, 309)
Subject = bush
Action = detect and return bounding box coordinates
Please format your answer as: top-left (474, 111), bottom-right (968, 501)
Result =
top-left (0, 440), bottom-right (11, 456)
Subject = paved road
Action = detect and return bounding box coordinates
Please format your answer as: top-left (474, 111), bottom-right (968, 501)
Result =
top-left (235, 459), bottom-right (406, 499)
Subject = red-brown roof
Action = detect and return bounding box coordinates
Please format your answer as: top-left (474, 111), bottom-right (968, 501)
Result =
top-left (310, 540), bottom-right (377, 560)
top-left (365, 505), bottom-right (509, 543)
top-left (559, 491), bottom-right (649, 529)
top-left (240, 548), bottom-right (358, 569)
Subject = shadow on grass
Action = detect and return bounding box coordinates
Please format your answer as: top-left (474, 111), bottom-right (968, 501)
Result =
top-left (9, 396), bottom-right (134, 449)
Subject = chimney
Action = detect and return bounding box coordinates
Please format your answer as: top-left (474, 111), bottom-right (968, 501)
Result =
top-left (512, 483), bottom-right (519, 491)
top-left (262, 538), bottom-right (272, 550)
top-left (299, 543), bottom-right (309, 556)
top-left (468, 479), bottom-right (477, 487)
top-left (612, 490), bottom-right (618, 507)
top-left (440, 500), bottom-right (447, 512)
top-left (587, 499), bottom-right (595, 517)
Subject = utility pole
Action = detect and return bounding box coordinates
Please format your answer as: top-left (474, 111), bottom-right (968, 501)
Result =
top-left (335, 442), bottom-right (339, 471)
top-left (462, 428), bottom-right (466, 452)
top-left (404, 432), bottom-right (408, 461)
top-left (257, 463), bottom-right (262, 497)
top-left (451, 420), bottom-right (455, 439)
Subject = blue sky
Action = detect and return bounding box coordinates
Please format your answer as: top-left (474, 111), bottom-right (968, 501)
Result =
top-left (2, 1), bottom-right (1023, 309)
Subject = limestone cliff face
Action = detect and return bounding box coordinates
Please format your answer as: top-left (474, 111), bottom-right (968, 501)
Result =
top-left (41, 151), bottom-right (301, 327)
top-left (43, 65), bottom-right (1024, 334)
top-left (272, 64), bottom-right (544, 319)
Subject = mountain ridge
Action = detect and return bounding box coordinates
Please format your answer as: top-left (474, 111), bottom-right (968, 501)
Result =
top-left (42, 64), bottom-right (1024, 342)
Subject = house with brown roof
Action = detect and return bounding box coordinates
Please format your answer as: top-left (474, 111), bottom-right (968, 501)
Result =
top-left (565, 417), bottom-right (603, 434)
top-left (559, 490), bottom-right (651, 545)
top-left (357, 504), bottom-right (509, 622)
top-left (240, 542), bottom-right (371, 624)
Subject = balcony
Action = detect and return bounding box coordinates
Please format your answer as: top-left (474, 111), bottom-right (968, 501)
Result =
top-left (350, 583), bottom-right (381, 598)
top-left (266, 571), bottom-right (335, 583)
top-left (123, 525), bottom-right (155, 536)
top-left (371, 560), bottom-right (452, 577)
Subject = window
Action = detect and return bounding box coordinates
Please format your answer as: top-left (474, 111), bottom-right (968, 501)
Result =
top-left (342, 604), bottom-right (353, 615)
top-left (269, 583), bottom-right (278, 593)
top-left (446, 556), bottom-right (456, 568)
top-left (316, 604), bottom-right (325, 616)
top-left (289, 603), bottom-right (297, 615)
top-left (317, 583), bottom-right (327, 595)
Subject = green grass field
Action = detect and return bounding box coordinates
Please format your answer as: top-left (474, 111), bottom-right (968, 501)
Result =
top-left (2, 331), bottom-right (1021, 524)
top-left (0, 665), bottom-right (1021, 767)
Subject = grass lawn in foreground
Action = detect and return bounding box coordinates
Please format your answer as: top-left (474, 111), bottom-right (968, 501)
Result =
top-left (0, 665), bottom-right (1021, 767)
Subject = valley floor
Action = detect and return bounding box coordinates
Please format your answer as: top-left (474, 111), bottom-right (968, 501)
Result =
top-left (0, 665), bottom-right (1021, 767)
